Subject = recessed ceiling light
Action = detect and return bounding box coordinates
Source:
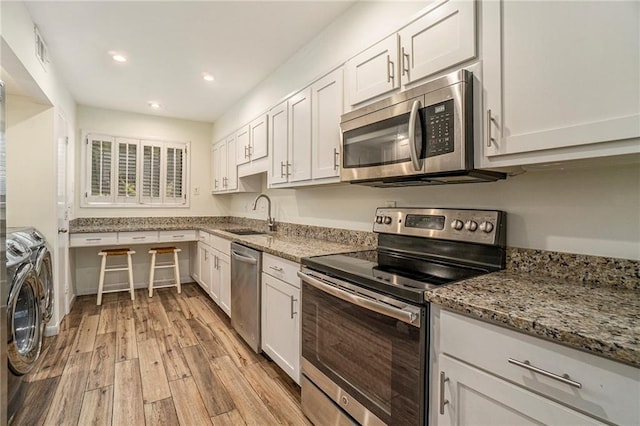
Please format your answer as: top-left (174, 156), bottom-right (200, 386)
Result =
top-left (111, 53), bottom-right (127, 63)
top-left (202, 73), bottom-right (215, 82)
top-left (148, 101), bottom-right (162, 109)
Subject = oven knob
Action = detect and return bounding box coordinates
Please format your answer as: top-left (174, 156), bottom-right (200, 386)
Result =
top-left (479, 221), bottom-right (494, 233)
top-left (450, 219), bottom-right (464, 230)
top-left (383, 216), bottom-right (392, 225)
top-left (375, 216), bottom-right (383, 224)
top-left (465, 220), bottom-right (478, 232)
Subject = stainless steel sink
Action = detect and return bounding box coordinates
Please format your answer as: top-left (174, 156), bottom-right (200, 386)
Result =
top-left (225, 228), bottom-right (267, 236)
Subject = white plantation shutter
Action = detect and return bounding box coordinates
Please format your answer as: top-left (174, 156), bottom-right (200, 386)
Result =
top-left (165, 145), bottom-right (186, 204)
top-left (86, 134), bottom-right (115, 203)
top-left (141, 142), bottom-right (163, 204)
top-left (116, 138), bottom-right (138, 202)
top-left (82, 132), bottom-right (189, 207)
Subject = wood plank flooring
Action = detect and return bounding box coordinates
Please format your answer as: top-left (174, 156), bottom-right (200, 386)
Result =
top-left (15, 283), bottom-right (310, 426)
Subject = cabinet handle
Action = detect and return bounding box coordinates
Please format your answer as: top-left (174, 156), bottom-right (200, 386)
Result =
top-left (86, 238), bottom-right (102, 242)
top-left (508, 358), bottom-right (582, 389)
top-left (401, 47), bottom-right (410, 76)
top-left (204, 251), bottom-right (208, 261)
top-left (487, 109), bottom-right (496, 148)
top-left (290, 296), bottom-right (297, 319)
top-left (439, 371), bottom-right (449, 415)
top-left (248, 145), bottom-right (252, 157)
top-left (214, 179), bottom-right (218, 189)
top-left (280, 161), bottom-right (286, 178)
top-left (387, 55), bottom-right (394, 83)
top-left (333, 148), bottom-right (340, 171)
top-left (269, 265), bottom-right (284, 272)
top-left (214, 255), bottom-right (219, 270)
top-left (172, 235), bottom-right (185, 238)
top-left (286, 162), bottom-right (292, 176)
top-left (223, 177), bottom-right (227, 188)
top-left (132, 236), bottom-right (146, 240)
top-left (244, 145), bottom-right (249, 158)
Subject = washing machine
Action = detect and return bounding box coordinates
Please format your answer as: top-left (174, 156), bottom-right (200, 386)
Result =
top-left (10, 228), bottom-right (53, 327)
top-left (6, 235), bottom-right (42, 423)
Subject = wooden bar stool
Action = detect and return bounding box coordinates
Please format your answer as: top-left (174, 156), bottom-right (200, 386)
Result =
top-left (97, 248), bottom-right (136, 305)
top-left (148, 246), bottom-right (182, 297)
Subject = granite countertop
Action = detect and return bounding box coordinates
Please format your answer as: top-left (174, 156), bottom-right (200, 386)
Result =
top-left (70, 221), bottom-right (374, 263)
top-left (426, 270), bottom-right (640, 367)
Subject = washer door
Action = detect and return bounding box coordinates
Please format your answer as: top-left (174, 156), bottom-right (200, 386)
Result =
top-left (7, 263), bottom-right (42, 375)
top-left (35, 247), bottom-right (53, 323)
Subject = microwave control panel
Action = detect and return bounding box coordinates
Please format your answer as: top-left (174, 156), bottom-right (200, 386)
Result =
top-left (425, 99), bottom-right (455, 158)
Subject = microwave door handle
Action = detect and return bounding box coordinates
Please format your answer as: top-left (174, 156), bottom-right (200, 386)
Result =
top-left (408, 99), bottom-right (423, 171)
top-left (298, 271), bottom-right (420, 327)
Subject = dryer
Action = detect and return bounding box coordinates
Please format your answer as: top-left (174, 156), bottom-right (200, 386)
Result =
top-left (6, 236), bottom-right (42, 423)
top-left (10, 228), bottom-right (53, 326)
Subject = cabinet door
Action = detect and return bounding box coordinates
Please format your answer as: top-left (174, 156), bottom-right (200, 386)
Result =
top-left (250, 114), bottom-right (268, 161)
top-left (437, 355), bottom-right (604, 426)
top-left (198, 243), bottom-right (211, 293)
top-left (346, 34), bottom-right (399, 106)
top-left (288, 87), bottom-right (312, 183)
top-left (269, 101), bottom-right (289, 185)
top-left (218, 253), bottom-right (231, 317)
top-left (211, 143), bottom-right (222, 193)
top-left (261, 273), bottom-right (300, 384)
top-left (482, 1), bottom-right (640, 160)
top-left (209, 248), bottom-right (220, 303)
top-left (236, 125), bottom-right (251, 166)
top-left (312, 68), bottom-right (344, 180)
top-left (399, 0), bottom-right (475, 86)
top-left (225, 135), bottom-right (238, 191)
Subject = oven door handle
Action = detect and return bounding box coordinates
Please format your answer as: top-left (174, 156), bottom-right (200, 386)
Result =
top-left (298, 271), bottom-right (421, 327)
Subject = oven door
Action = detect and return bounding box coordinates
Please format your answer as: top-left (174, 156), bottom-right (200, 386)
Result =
top-left (340, 96), bottom-right (425, 183)
top-left (299, 270), bottom-right (426, 426)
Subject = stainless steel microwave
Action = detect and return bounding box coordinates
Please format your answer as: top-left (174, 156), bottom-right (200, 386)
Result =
top-left (340, 69), bottom-right (505, 186)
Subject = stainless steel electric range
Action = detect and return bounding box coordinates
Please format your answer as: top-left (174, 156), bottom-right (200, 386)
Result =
top-left (298, 207), bottom-right (506, 425)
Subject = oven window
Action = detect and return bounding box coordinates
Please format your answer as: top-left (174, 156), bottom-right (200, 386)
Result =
top-left (302, 282), bottom-right (425, 425)
top-left (343, 112), bottom-right (420, 168)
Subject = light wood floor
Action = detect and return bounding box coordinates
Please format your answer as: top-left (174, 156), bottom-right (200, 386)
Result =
top-left (14, 283), bottom-right (310, 426)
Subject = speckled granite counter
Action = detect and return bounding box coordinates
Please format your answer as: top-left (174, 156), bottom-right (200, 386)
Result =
top-left (426, 264), bottom-right (640, 367)
top-left (69, 217), bottom-right (376, 263)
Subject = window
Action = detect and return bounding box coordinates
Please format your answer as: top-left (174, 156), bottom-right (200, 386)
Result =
top-left (83, 132), bottom-right (189, 207)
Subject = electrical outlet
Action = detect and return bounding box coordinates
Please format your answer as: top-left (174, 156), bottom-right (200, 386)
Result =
top-left (384, 200), bottom-right (397, 208)
top-left (193, 186), bottom-right (200, 195)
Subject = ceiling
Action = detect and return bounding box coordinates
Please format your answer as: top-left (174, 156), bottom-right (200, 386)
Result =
top-left (24, 1), bottom-right (356, 123)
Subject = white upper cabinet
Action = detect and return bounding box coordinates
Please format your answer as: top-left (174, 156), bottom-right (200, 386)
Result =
top-left (269, 100), bottom-right (289, 186)
top-left (237, 114), bottom-right (268, 166)
top-left (235, 125), bottom-right (251, 166)
top-left (399, 0), bottom-right (476, 86)
top-left (481, 0), bottom-right (640, 166)
top-left (224, 134), bottom-right (238, 191)
top-left (312, 68), bottom-right (343, 180)
top-left (346, 34), bottom-right (399, 106)
top-left (211, 135), bottom-right (238, 193)
top-left (288, 87), bottom-right (313, 183)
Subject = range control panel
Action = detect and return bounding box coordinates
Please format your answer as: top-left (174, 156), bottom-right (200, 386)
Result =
top-left (373, 208), bottom-right (505, 246)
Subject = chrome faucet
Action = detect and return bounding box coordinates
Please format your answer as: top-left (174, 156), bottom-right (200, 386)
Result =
top-left (252, 194), bottom-right (276, 232)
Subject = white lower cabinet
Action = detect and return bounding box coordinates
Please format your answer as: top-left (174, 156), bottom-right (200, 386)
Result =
top-left (261, 254), bottom-right (301, 384)
top-left (437, 354), bottom-right (604, 426)
top-left (431, 307), bottom-right (640, 426)
top-left (191, 232), bottom-right (231, 317)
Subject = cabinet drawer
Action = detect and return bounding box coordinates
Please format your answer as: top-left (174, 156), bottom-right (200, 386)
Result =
top-left (158, 229), bottom-right (197, 243)
top-left (263, 253), bottom-right (300, 287)
top-left (439, 308), bottom-right (640, 425)
top-left (70, 232), bottom-right (118, 247)
top-left (209, 234), bottom-right (231, 255)
top-left (197, 230), bottom-right (210, 245)
top-left (118, 231), bottom-right (159, 245)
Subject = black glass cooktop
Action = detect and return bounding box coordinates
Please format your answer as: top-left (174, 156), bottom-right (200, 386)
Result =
top-left (302, 249), bottom-right (489, 304)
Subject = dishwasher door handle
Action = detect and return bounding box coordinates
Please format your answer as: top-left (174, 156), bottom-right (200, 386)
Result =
top-left (231, 250), bottom-right (258, 265)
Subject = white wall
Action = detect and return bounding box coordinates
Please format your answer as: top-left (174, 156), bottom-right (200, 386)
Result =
top-left (229, 163), bottom-right (640, 261)
top-left (75, 105), bottom-right (227, 217)
top-left (212, 1), bottom-right (426, 141)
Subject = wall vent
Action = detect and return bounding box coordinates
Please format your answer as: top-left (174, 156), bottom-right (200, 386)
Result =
top-left (34, 25), bottom-right (49, 70)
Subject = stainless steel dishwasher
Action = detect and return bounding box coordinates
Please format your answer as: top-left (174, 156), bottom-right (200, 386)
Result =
top-left (230, 242), bottom-right (262, 353)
